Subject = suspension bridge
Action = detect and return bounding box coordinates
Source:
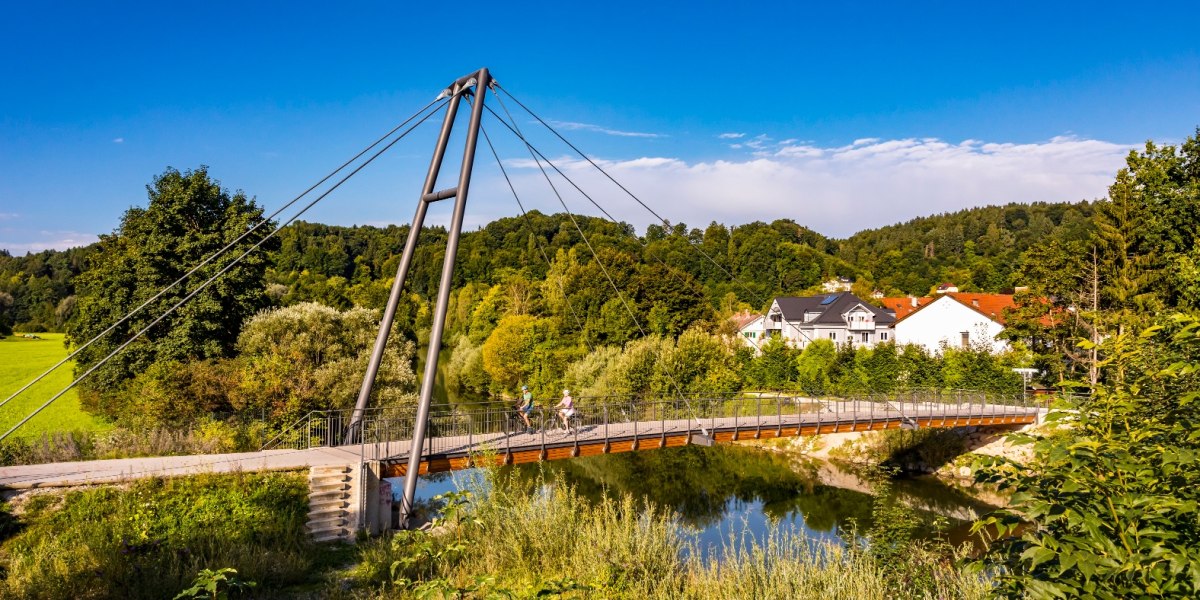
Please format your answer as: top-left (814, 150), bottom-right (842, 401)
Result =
top-left (0, 69), bottom-right (1044, 540)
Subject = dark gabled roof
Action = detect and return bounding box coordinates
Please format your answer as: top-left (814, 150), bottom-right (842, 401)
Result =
top-left (772, 293), bottom-right (896, 325)
top-left (772, 296), bottom-right (826, 321)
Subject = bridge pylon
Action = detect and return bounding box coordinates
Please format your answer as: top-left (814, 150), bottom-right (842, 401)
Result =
top-left (347, 68), bottom-right (492, 528)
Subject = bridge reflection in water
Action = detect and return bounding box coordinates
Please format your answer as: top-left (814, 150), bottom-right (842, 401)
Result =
top-left (263, 391), bottom-right (1041, 478)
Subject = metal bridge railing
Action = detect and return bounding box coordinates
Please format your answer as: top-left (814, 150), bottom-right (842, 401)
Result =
top-left (260, 389), bottom-right (1042, 454)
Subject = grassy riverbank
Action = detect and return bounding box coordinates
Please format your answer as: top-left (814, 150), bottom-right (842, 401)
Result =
top-left (0, 471), bottom-right (322, 599)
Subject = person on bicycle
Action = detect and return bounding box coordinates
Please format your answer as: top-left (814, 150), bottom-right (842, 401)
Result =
top-left (555, 389), bottom-right (576, 431)
top-left (516, 385), bottom-right (535, 431)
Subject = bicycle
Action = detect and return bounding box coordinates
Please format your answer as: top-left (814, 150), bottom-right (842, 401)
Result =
top-left (554, 409), bottom-right (582, 435)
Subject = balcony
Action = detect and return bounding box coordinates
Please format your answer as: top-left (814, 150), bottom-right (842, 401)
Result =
top-left (846, 318), bottom-right (875, 331)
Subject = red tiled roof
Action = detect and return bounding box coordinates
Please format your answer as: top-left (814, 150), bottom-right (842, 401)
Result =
top-left (730, 311), bottom-right (762, 330)
top-left (885, 293), bottom-right (1057, 327)
top-left (945, 293), bottom-right (1017, 324)
top-left (880, 297), bottom-right (933, 320)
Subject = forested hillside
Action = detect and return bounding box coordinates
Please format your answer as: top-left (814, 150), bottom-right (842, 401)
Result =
top-left (838, 201), bottom-right (1096, 295)
top-left (0, 246), bottom-right (93, 335)
top-left (0, 199), bottom-right (1094, 338)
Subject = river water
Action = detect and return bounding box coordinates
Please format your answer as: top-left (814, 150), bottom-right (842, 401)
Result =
top-left (407, 345), bottom-right (1001, 551)
top-left (398, 445), bottom-right (1001, 553)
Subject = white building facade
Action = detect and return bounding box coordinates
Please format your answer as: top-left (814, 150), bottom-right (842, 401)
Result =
top-left (762, 293), bottom-right (896, 349)
top-left (892, 294), bottom-right (1009, 354)
top-left (735, 314), bottom-right (766, 351)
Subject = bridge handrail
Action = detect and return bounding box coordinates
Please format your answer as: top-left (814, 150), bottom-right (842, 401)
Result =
top-left (260, 410), bottom-right (322, 451)
top-left (261, 388), bottom-right (1044, 452)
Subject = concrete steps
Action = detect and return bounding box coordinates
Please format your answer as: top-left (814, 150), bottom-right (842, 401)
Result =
top-left (306, 465), bottom-right (356, 543)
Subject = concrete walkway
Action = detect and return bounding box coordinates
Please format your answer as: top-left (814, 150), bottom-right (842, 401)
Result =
top-left (0, 446), bottom-right (366, 489)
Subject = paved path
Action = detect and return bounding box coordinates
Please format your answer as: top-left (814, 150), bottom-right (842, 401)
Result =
top-left (0, 401), bottom-right (1037, 489)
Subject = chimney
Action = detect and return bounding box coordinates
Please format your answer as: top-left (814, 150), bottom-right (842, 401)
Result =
top-left (910, 296), bottom-right (917, 308)
top-left (972, 299), bottom-right (979, 308)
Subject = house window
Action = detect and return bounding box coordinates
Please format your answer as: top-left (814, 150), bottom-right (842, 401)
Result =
top-left (830, 332), bottom-right (837, 341)
top-left (961, 332), bottom-right (970, 348)
top-left (881, 332), bottom-right (889, 341)
top-left (861, 332), bottom-right (870, 343)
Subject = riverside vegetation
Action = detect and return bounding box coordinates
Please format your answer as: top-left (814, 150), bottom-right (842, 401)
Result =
top-left (0, 465), bottom-right (989, 600)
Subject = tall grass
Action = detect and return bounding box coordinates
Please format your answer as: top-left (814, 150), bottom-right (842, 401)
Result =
top-left (342, 467), bottom-right (990, 599)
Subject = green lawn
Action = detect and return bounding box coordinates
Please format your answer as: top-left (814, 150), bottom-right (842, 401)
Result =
top-left (0, 333), bottom-right (110, 438)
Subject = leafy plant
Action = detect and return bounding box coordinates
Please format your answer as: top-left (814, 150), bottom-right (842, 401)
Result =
top-left (974, 314), bottom-right (1200, 598)
top-left (174, 567), bottom-right (256, 600)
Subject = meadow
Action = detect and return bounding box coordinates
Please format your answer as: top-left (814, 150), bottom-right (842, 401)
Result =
top-left (0, 334), bottom-right (109, 438)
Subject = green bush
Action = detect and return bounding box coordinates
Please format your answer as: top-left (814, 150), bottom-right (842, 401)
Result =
top-left (975, 315), bottom-right (1200, 598)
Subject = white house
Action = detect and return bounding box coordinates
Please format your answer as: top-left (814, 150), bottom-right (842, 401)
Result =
top-left (733, 312), bottom-right (766, 352)
top-left (762, 293), bottom-right (896, 349)
top-left (891, 293), bottom-right (1014, 354)
top-left (821, 277), bottom-right (853, 293)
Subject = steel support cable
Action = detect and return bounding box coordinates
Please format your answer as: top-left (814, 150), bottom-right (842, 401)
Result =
top-left (485, 108), bottom-right (646, 339)
top-left (484, 105), bottom-right (709, 435)
top-left (0, 101), bottom-right (446, 442)
top-left (493, 86), bottom-right (820, 347)
top-left (483, 99), bottom-right (705, 305)
top-left (0, 97), bottom-right (447, 413)
top-left (479, 124), bottom-right (590, 339)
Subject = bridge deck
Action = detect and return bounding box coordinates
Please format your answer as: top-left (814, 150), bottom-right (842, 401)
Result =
top-left (0, 400), bottom-right (1038, 489)
top-left (375, 401), bottom-right (1036, 476)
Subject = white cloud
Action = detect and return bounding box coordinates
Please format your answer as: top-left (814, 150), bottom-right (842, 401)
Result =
top-left (545, 120), bottom-right (663, 139)
top-left (0, 213), bottom-right (17, 221)
top-left (717, 132), bottom-right (745, 139)
top-left (112, 137), bottom-right (124, 143)
top-left (487, 135), bottom-right (1130, 238)
top-left (742, 134), bottom-right (773, 151)
top-left (1, 230), bottom-right (98, 253)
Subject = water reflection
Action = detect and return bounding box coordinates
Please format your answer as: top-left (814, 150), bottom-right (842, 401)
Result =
top-left (416, 344), bottom-right (492, 409)
top-left (405, 444), bottom-right (1002, 552)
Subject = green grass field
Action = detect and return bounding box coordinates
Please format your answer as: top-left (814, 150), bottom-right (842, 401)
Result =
top-left (0, 333), bottom-right (110, 438)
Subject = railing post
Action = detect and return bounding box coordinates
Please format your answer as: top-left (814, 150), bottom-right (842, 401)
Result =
top-left (633, 409), bottom-right (638, 450)
top-left (733, 398), bottom-right (738, 437)
top-left (815, 392), bottom-right (821, 433)
top-left (756, 394), bottom-right (763, 438)
top-left (661, 399), bottom-right (666, 442)
top-left (776, 396), bottom-right (783, 436)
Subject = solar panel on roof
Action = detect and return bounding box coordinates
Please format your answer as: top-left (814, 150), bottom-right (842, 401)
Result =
top-left (820, 294), bottom-right (838, 305)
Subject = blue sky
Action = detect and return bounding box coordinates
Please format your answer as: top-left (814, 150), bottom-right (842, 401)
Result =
top-left (2, 1), bottom-right (1198, 252)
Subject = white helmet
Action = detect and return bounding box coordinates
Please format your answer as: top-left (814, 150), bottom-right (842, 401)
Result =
top-left (563, 389), bottom-right (570, 396)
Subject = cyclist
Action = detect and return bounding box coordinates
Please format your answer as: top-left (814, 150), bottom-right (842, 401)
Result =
top-left (555, 389), bottom-right (576, 431)
top-left (516, 385), bottom-right (535, 431)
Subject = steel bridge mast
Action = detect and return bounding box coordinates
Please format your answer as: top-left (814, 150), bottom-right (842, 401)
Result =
top-left (348, 68), bottom-right (491, 527)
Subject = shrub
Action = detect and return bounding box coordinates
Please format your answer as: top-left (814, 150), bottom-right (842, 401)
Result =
top-left (975, 315), bottom-right (1200, 598)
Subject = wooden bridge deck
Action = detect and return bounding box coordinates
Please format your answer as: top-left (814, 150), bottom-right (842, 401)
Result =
top-left (0, 400), bottom-right (1038, 489)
